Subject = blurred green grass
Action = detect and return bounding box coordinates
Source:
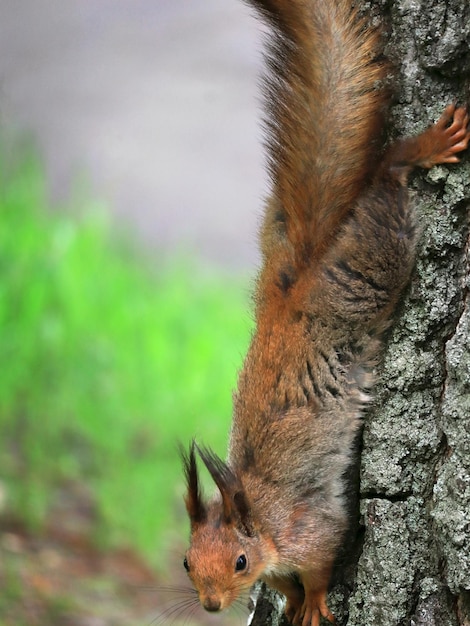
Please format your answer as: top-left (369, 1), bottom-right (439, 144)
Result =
top-left (0, 141), bottom-right (253, 568)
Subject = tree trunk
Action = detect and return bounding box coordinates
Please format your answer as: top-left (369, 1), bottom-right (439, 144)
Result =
top-left (249, 1), bottom-right (470, 624)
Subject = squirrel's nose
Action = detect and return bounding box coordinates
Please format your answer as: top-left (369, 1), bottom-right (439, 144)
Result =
top-left (203, 597), bottom-right (222, 612)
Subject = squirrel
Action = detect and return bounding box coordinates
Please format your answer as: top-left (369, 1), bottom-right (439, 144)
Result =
top-left (180, 1), bottom-right (470, 625)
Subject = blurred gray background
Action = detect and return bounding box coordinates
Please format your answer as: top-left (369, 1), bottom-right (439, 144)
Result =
top-left (0, 0), bottom-right (266, 269)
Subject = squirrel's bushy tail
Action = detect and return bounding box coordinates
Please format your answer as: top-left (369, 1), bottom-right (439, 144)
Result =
top-left (248, 0), bottom-right (390, 267)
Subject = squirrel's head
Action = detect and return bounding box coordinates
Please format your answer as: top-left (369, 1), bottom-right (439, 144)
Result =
top-left (181, 442), bottom-right (273, 613)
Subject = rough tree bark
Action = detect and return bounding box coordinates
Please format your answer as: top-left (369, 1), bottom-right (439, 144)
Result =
top-left (248, 1), bottom-right (470, 625)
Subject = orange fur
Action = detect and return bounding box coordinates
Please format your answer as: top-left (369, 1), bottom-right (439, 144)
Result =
top-left (181, 2), bottom-right (470, 625)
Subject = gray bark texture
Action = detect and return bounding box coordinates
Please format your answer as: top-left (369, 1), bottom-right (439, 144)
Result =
top-left (248, 1), bottom-right (470, 625)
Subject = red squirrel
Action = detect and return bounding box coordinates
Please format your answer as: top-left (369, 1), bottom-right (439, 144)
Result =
top-left (181, 1), bottom-right (470, 625)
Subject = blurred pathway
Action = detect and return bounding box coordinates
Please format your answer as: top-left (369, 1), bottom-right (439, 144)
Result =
top-left (0, 0), bottom-right (265, 269)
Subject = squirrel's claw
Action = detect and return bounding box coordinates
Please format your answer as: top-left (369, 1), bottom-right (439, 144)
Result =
top-left (288, 588), bottom-right (334, 626)
top-left (427, 105), bottom-right (470, 166)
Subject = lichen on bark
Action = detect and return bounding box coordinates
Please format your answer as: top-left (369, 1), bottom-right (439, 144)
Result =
top-left (248, 1), bottom-right (470, 624)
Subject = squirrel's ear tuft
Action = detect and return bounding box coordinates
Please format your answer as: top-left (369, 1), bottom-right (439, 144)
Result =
top-left (196, 445), bottom-right (237, 523)
top-left (180, 440), bottom-right (206, 525)
top-left (196, 445), bottom-right (254, 534)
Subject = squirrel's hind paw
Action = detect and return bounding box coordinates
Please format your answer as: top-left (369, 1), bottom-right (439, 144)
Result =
top-left (421, 104), bottom-right (470, 168)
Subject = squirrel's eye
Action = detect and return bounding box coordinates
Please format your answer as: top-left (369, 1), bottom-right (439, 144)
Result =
top-left (183, 557), bottom-right (190, 572)
top-left (235, 554), bottom-right (247, 571)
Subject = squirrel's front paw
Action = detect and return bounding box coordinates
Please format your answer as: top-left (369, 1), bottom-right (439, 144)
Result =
top-left (296, 588), bottom-right (334, 626)
top-left (284, 591), bottom-right (304, 625)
